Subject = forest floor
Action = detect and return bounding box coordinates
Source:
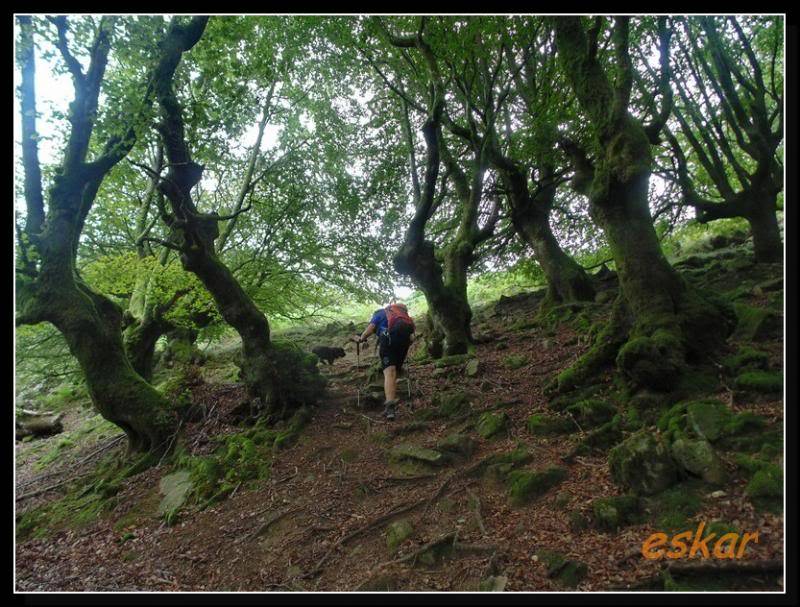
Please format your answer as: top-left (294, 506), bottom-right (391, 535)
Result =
top-left (15, 244), bottom-right (785, 592)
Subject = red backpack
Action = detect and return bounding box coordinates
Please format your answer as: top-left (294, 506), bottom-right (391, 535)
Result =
top-left (385, 304), bottom-right (415, 334)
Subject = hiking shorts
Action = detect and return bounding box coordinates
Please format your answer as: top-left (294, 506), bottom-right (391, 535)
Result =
top-left (378, 327), bottom-right (412, 371)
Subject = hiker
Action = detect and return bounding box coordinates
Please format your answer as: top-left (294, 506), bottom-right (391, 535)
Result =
top-left (353, 302), bottom-right (415, 420)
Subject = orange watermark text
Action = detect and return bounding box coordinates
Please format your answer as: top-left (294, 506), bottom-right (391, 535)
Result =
top-left (642, 522), bottom-right (758, 560)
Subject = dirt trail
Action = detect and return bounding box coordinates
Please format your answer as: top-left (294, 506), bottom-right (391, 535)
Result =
top-left (15, 291), bottom-right (784, 591)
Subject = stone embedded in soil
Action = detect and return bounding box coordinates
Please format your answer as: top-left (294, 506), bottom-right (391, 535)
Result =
top-left (464, 359), bottom-right (480, 377)
top-left (564, 398), bottom-right (616, 427)
top-left (537, 549), bottom-right (588, 588)
top-left (386, 519), bottom-right (414, 554)
top-left (478, 575), bottom-right (508, 591)
top-left (476, 412), bottom-right (509, 439)
top-left (389, 444), bottom-right (446, 466)
top-left (506, 466), bottom-right (567, 506)
top-left (157, 470), bottom-right (193, 516)
top-left (686, 400), bottom-right (733, 442)
top-left (436, 433), bottom-right (476, 457)
top-left (591, 494), bottom-right (641, 531)
top-left (608, 431), bottom-right (678, 495)
top-left (526, 414), bottom-right (573, 436)
top-left (671, 438), bottom-right (728, 485)
top-left (732, 303), bottom-right (780, 341)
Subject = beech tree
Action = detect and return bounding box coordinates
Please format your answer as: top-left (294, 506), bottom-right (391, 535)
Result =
top-left (551, 16), bottom-right (734, 394)
top-left (15, 16), bottom-right (180, 452)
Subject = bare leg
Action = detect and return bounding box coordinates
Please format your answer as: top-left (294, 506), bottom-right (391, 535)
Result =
top-left (383, 365), bottom-right (398, 402)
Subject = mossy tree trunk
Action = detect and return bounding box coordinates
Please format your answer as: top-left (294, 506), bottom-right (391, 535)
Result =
top-left (553, 17), bottom-right (733, 393)
top-left (15, 16), bottom-right (176, 453)
top-left (490, 149), bottom-right (595, 305)
top-left (151, 17), bottom-right (311, 419)
top-left (384, 24), bottom-right (499, 356)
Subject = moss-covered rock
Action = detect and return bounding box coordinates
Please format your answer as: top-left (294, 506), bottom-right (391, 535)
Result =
top-left (645, 480), bottom-right (703, 531)
top-left (722, 347), bottom-right (770, 375)
top-left (527, 414), bottom-right (573, 436)
top-left (157, 470), bottom-right (193, 520)
top-left (476, 411), bottom-right (509, 439)
top-left (436, 433), bottom-right (476, 458)
top-left (569, 418), bottom-right (623, 458)
top-left (718, 426), bottom-right (781, 456)
top-left (478, 575), bottom-right (508, 591)
top-left (464, 359), bottom-right (480, 377)
top-left (626, 390), bottom-right (670, 425)
top-left (547, 384), bottom-right (605, 412)
top-left (746, 462), bottom-right (782, 499)
top-left (608, 431), bottom-right (679, 495)
top-left (686, 400), bottom-right (734, 442)
top-left (416, 390), bottom-right (472, 421)
top-left (506, 466), bottom-right (567, 506)
top-left (591, 494), bottom-right (641, 531)
top-left (388, 444), bottom-right (446, 466)
top-left (732, 303), bottom-right (780, 341)
top-left (537, 549), bottom-right (588, 588)
top-left (503, 354), bottom-right (528, 370)
top-left (564, 399), bottom-right (617, 427)
top-left (616, 331), bottom-right (684, 392)
top-left (734, 370), bottom-right (783, 394)
top-left (670, 438), bottom-right (728, 485)
top-left (568, 510), bottom-right (589, 532)
top-left (386, 519), bottom-right (414, 554)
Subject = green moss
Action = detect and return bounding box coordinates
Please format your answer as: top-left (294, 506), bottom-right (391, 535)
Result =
top-left (416, 391), bottom-right (471, 421)
top-left (591, 494), bottom-right (641, 531)
top-left (669, 367), bottom-right (720, 400)
top-left (645, 480), bottom-right (703, 532)
top-left (564, 399), bottom-right (617, 427)
top-left (476, 412), bottom-right (509, 439)
top-left (746, 463), bottom-right (782, 498)
top-left (16, 452), bottom-right (153, 541)
top-left (436, 433), bottom-right (476, 457)
top-left (734, 370), bottom-right (783, 394)
top-left (732, 303), bottom-right (779, 341)
top-left (568, 510), bottom-right (589, 532)
top-left (719, 427), bottom-right (782, 456)
top-left (548, 384), bottom-right (605, 412)
top-left (608, 431), bottom-right (678, 495)
top-left (706, 520), bottom-right (739, 537)
top-left (616, 330), bottom-right (684, 392)
top-left (536, 549), bottom-right (588, 588)
top-left (506, 466), bottom-right (567, 506)
top-left (722, 347), bottom-right (770, 374)
top-left (503, 354), bottom-right (528, 370)
top-left (385, 519), bottom-right (414, 554)
top-left (527, 414), bottom-right (573, 436)
top-left (570, 418), bottom-right (623, 456)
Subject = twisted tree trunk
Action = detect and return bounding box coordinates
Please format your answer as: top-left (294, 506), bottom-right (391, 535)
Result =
top-left (151, 17), bottom-right (318, 419)
top-left (553, 17), bottom-right (733, 393)
top-left (15, 16), bottom-right (176, 453)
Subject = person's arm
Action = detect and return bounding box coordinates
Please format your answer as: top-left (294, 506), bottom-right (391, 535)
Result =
top-left (355, 323), bottom-right (376, 343)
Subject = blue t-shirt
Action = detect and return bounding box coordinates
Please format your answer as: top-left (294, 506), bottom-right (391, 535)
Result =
top-left (369, 308), bottom-right (388, 334)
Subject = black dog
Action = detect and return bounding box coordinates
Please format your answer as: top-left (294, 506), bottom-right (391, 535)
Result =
top-left (312, 346), bottom-right (346, 365)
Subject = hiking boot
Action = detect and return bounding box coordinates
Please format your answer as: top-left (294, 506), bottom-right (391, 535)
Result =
top-left (383, 400), bottom-right (398, 421)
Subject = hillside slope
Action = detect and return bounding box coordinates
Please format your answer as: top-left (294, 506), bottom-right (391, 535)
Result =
top-left (15, 241), bottom-right (784, 591)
